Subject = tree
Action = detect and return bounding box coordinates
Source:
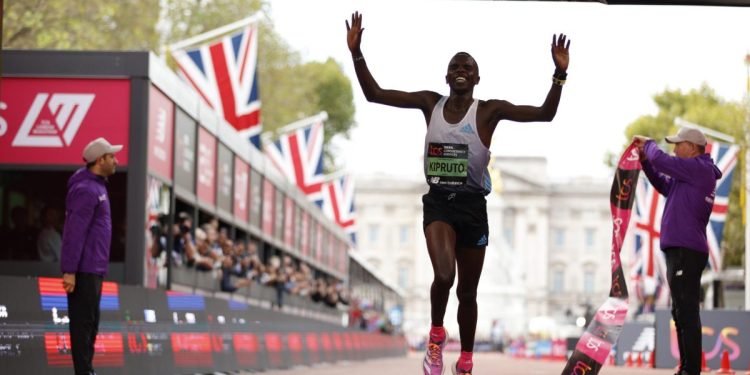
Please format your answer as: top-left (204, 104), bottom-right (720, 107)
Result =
top-left (4, 0), bottom-right (356, 167)
top-left (4, 0), bottom-right (161, 50)
top-left (619, 84), bottom-right (746, 268)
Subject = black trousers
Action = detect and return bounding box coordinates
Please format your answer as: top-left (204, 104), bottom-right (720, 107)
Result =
top-left (67, 272), bottom-right (103, 375)
top-left (664, 247), bottom-right (708, 375)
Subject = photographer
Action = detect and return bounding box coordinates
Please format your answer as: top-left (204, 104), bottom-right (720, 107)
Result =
top-left (172, 212), bottom-right (196, 267)
top-left (149, 213), bottom-right (168, 259)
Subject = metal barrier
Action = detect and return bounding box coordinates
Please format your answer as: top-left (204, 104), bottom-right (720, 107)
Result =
top-left (170, 266), bottom-right (344, 323)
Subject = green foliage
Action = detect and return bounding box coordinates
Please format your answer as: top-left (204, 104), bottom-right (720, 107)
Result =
top-left (619, 84), bottom-right (746, 269)
top-left (4, 0), bottom-right (161, 50)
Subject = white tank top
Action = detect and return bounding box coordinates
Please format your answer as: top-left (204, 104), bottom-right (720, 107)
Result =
top-left (423, 96), bottom-right (491, 194)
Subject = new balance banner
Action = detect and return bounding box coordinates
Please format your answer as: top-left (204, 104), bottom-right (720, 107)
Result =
top-left (197, 127), bottom-right (217, 205)
top-left (0, 78), bottom-right (130, 166)
top-left (233, 156), bottom-right (249, 222)
top-left (174, 108), bottom-right (197, 193)
top-left (561, 142), bottom-right (641, 374)
top-left (147, 85), bottom-right (174, 180)
top-left (216, 142), bottom-right (233, 213)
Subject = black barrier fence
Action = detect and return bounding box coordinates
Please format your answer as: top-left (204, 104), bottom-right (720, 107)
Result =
top-left (610, 312), bottom-right (750, 369)
top-left (169, 266), bottom-right (343, 321)
top-left (0, 276), bottom-right (407, 374)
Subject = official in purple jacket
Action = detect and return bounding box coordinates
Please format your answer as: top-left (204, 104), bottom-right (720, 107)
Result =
top-left (633, 128), bottom-right (721, 375)
top-left (60, 137), bottom-right (121, 375)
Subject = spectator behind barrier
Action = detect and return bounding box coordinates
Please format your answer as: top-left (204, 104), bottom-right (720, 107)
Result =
top-left (172, 212), bottom-right (195, 266)
top-left (4, 206), bottom-right (39, 260)
top-left (37, 206), bottom-right (63, 262)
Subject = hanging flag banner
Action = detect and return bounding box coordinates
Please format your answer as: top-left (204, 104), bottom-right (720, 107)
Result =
top-left (320, 173), bottom-right (357, 245)
top-left (561, 142), bottom-right (641, 374)
top-left (263, 112), bottom-right (327, 198)
top-left (171, 17), bottom-right (262, 148)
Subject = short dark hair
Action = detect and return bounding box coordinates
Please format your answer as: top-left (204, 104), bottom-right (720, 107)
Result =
top-left (697, 144), bottom-right (706, 154)
top-left (450, 52), bottom-right (478, 73)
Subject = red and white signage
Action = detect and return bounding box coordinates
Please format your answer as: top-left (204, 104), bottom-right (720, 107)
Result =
top-left (147, 85), bottom-right (174, 180)
top-left (196, 127), bottom-right (216, 205)
top-left (316, 224), bottom-right (324, 263)
top-left (262, 179), bottom-right (275, 236)
top-left (301, 212), bottom-right (310, 257)
top-left (0, 78), bottom-right (130, 165)
top-left (284, 197), bottom-right (295, 248)
top-left (233, 157), bottom-right (249, 223)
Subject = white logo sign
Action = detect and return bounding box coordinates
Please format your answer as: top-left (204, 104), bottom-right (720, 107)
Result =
top-left (0, 102), bottom-right (8, 137)
top-left (144, 309), bottom-right (156, 323)
top-left (153, 107), bottom-right (168, 161)
top-left (51, 307), bottom-right (70, 325)
top-left (632, 327), bottom-right (656, 352)
top-left (0, 305), bottom-right (7, 318)
top-left (12, 93), bottom-right (95, 147)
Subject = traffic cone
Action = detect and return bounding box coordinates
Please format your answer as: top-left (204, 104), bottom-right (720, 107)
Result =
top-left (648, 351), bottom-right (655, 368)
top-left (716, 349), bottom-right (735, 374)
top-left (636, 351), bottom-right (643, 367)
top-left (625, 352), bottom-right (633, 367)
top-left (702, 351), bottom-right (712, 372)
top-left (608, 352), bottom-right (615, 366)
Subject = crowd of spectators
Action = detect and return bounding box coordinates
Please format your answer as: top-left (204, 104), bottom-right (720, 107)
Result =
top-left (150, 212), bottom-right (348, 311)
top-left (0, 205), bottom-right (64, 262)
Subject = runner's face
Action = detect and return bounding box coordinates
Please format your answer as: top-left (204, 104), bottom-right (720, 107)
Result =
top-left (446, 54), bottom-right (479, 91)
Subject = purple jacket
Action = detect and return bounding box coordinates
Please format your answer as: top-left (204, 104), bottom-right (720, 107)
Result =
top-left (60, 168), bottom-right (112, 276)
top-left (641, 140), bottom-right (722, 254)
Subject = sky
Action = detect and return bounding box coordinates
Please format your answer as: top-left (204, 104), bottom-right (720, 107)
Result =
top-left (267, 0), bottom-right (750, 181)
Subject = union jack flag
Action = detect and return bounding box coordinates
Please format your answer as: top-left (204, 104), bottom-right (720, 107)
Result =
top-left (629, 140), bottom-right (739, 313)
top-left (172, 24), bottom-right (261, 147)
top-left (263, 114), bottom-right (326, 199)
top-left (630, 175), bottom-right (670, 313)
top-left (320, 173), bottom-right (357, 244)
top-left (705, 141), bottom-right (739, 271)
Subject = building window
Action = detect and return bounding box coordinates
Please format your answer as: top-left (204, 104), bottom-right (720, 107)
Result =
top-left (369, 225), bottom-right (380, 244)
top-left (553, 228), bottom-right (565, 248)
top-left (584, 271), bottom-right (595, 294)
top-left (399, 225), bottom-right (410, 245)
top-left (552, 269), bottom-right (564, 293)
top-left (503, 228), bottom-right (514, 248)
top-left (398, 265), bottom-right (409, 289)
top-left (585, 228), bottom-right (596, 248)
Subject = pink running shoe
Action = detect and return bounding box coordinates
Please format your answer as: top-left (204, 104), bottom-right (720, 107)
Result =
top-left (421, 331), bottom-right (448, 375)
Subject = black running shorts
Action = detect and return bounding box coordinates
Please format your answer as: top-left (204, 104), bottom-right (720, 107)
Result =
top-left (422, 187), bottom-right (489, 248)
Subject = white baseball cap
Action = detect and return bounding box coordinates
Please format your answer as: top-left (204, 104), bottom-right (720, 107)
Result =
top-left (665, 127), bottom-right (707, 147)
top-left (83, 137), bottom-right (123, 163)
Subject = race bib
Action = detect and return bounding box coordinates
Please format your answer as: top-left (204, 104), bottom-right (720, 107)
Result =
top-left (426, 143), bottom-right (468, 186)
